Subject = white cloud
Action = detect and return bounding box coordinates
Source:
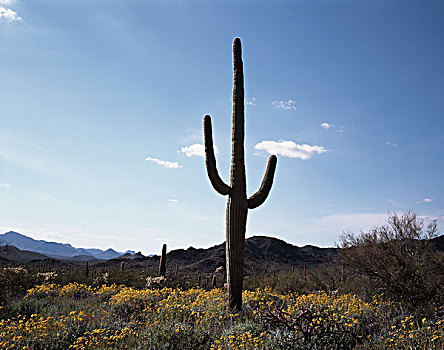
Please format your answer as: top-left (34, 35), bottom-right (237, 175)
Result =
top-left (179, 143), bottom-right (218, 157)
top-left (0, 1), bottom-right (15, 5)
top-left (321, 122), bottom-right (334, 129)
top-left (321, 122), bottom-right (344, 133)
top-left (0, 6), bottom-right (22, 22)
top-left (385, 141), bottom-right (398, 147)
top-left (167, 199), bottom-right (179, 202)
top-left (272, 99), bottom-right (296, 111)
top-left (246, 97), bottom-right (256, 106)
top-left (423, 198), bottom-right (433, 203)
top-left (0, 183), bottom-right (11, 188)
top-left (254, 140), bottom-right (327, 160)
top-left (144, 157), bottom-right (182, 169)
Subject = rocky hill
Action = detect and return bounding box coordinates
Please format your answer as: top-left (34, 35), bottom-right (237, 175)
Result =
top-left (104, 236), bottom-right (338, 273)
top-left (0, 245), bottom-right (55, 264)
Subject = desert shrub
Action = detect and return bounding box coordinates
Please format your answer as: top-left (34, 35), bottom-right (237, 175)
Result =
top-left (0, 267), bottom-right (41, 300)
top-left (0, 297), bottom-right (51, 320)
top-left (213, 320), bottom-right (267, 349)
top-left (105, 268), bottom-right (149, 288)
top-left (139, 322), bottom-right (213, 350)
top-left (267, 328), bottom-right (311, 350)
top-left (59, 282), bottom-right (94, 299)
top-left (1, 284), bottom-right (442, 349)
top-left (339, 212), bottom-right (444, 315)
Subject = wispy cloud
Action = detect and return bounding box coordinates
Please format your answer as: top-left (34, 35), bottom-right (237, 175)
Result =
top-left (272, 99), bottom-right (296, 111)
top-left (423, 198), bottom-right (433, 203)
top-left (254, 140), bottom-right (327, 159)
top-left (246, 97), bottom-right (256, 106)
top-left (144, 157), bottom-right (182, 169)
top-left (167, 199), bottom-right (179, 202)
top-left (321, 122), bottom-right (344, 133)
top-left (0, 6), bottom-right (22, 22)
top-left (179, 143), bottom-right (218, 157)
top-left (385, 141), bottom-right (398, 147)
top-left (317, 212), bottom-right (388, 233)
top-left (0, 0), bottom-right (15, 5)
top-left (0, 133), bottom-right (66, 175)
top-left (0, 183), bottom-right (11, 188)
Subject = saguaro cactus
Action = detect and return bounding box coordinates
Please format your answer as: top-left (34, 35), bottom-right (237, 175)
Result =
top-left (212, 274), bottom-right (217, 289)
top-left (158, 244), bottom-right (166, 277)
top-left (203, 38), bottom-right (277, 310)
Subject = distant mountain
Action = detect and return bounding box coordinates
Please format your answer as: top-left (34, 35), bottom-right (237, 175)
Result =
top-left (0, 231), bottom-right (127, 260)
top-left (94, 248), bottom-right (123, 260)
top-left (114, 251), bottom-right (147, 261)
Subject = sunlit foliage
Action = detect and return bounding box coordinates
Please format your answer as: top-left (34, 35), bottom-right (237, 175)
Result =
top-left (0, 282), bottom-right (442, 349)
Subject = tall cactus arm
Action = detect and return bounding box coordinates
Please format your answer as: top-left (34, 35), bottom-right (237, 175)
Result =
top-left (204, 114), bottom-right (231, 196)
top-left (247, 155), bottom-right (277, 209)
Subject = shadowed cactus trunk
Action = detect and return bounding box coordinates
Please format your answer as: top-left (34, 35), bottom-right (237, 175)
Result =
top-left (203, 38), bottom-right (277, 310)
top-left (158, 244), bottom-right (166, 277)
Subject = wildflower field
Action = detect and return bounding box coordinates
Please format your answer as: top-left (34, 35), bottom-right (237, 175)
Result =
top-left (0, 281), bottom-right (442, 350)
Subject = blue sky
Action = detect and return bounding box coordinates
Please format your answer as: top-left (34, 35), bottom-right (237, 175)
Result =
top-left (1, 0), bottom-right (443, 254)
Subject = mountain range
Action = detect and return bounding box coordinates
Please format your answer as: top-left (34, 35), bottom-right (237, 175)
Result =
top-left (1, 231), bottom-right (443, 274)
top-left (0, 231), bottom-right (135, 261)
top-left (0, 231), bottom-right (339, 271)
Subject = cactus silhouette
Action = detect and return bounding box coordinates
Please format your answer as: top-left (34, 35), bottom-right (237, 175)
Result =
top-left (203, 38), bottom-right (277, 310)
top-left (158, 244), bottom-right (166, 277)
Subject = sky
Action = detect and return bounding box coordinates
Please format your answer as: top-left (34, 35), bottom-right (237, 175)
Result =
top-left (1, 0), bottom-right (443, 254)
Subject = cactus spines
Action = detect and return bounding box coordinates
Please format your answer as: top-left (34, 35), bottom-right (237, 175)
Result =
top-left (203, 38), bottom-right (277, 310)
top-left (158, 244), bottom-right (166, 277)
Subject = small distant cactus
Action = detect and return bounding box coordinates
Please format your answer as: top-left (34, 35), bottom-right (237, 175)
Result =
top-left (158, 244), bottom-right (166, 277)
top-left (120, 261), bottom-right (125, 272)
top-left (203, 38), bottom-right (277, 310)
top-left (85, 261), bottom-right (89, 278)
top-left (212, 275), bottom-right (217, 288)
